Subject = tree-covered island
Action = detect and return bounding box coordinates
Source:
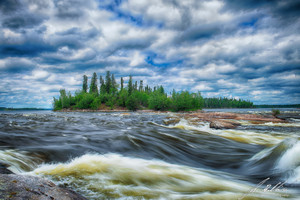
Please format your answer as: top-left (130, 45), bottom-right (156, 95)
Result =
top-left (53, 71), bottom-right (254, 111)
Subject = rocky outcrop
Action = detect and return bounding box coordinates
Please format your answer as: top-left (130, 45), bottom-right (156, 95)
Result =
top-left (0, 164), bottom-right (87, 200)
top-left (209, 120), bottom-right (240, 129)
top-left (163, 117), bottom-right (181, 125)
top-left (179, 112), bottom-right (286, 129)
top-left (186, 112), bottom-right (285, 123)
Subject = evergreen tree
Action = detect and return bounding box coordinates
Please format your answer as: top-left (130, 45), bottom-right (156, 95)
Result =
top-left (134, 81), bottom-right (138, 91)
top-left (128, 75), bottom-right (133, 95)
top-left (172, 89), bottom-right (176, 99)
top-left (89, 72), bottom-right (98, 95)
top-left (158, 85), bottom-right (164, 94)
top-left (120, 77), bottom-right (124, 91)
top-left (100, 76), bottom-right (105, 94)
top-left (139, 80), bottom-right (143, 92)
top-left (111, 74), bottom-right (117, 94)
top-left (82, 75), bottom-right (88, 93)
top-left (105, 71), bottom-right (111, 94)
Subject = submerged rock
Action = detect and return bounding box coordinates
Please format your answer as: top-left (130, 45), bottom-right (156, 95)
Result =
top-left (209, 120), bottom-right (240, 129)
top-left (0, 170), bottom-right (87, 200)
top-left (0, 163), bottom-right (13, 174)
top-left (187, 112), bottom-right (285, 122)
top-left (163, 117), bottom-right (180, 125)
top-left (179, 111), bottom-right (287, 130)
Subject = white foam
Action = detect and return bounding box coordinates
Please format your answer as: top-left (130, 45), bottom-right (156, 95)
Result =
top-left (0, 150), bottom-right (42, 173)
top-left (29, 153), bottom-right (287, 200)
top-left (161, 118), bottom-right (283, 146)
top-left (276, 141), bottom-right (300, 171)
top-left (274, 141), bottom-right (300, 184)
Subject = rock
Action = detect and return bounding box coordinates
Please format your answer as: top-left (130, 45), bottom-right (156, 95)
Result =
top-left (276, 113), bottom-right (300, 120)
top-left (0, 163), bottom-right (13, 174)
top-left (0, 174), bottom-right (87, 200)
top-left (186, 112), bottom-right (285, 123)
top-left (209, 120), bottom-right (240, 129)
top-left (163, 117), bottom-right (180, 125)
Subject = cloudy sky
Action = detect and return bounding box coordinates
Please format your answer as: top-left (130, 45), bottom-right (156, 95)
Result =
top-left (0, 0), bottom-right (299, 108)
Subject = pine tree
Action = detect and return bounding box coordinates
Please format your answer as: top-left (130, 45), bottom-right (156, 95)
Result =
top-left (139, 80), bottom-right (143, 92)
top-left (82, 75), bottom-right (88, 93)
top-left (111, 74), bottom-right (117, 94)
top-left (128, 75), bottom-right (133, 95)
top-left (172, 89), bottom-right (176, 99)
top-left (100, 76), bottom-right (105, 94)
top-left (134, 81), bottom-right (138, 91)
top-left (120, 77), bottom-right (124, 91)
top-left (89, 72), bottom-right (98, 95)
top-left (105, 71), bottom-right (111, 94)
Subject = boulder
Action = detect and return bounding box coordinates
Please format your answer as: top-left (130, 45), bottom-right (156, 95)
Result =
top-left (0, 174), bottom-right (87, 200)
top-left (0, 163), bottom-right (13, 174)
top-left (209, 120), bottom-right (240, 129)
top-left (163, 117), bottom-right (180, 125)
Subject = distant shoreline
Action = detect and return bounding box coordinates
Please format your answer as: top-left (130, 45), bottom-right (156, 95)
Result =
top-left (1, 106), bottom-right (298, 112)
top-left (54, 108), bottom-right (170, 113)
top-left (0, 107), bottom-right (51, 111)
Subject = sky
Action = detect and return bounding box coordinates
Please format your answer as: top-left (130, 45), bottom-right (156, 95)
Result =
top-left (0, 0), bottom-right (299, 108)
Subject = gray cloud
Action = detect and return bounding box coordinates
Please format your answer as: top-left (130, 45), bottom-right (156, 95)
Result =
top-left (0, 0), bottom-right (299, 107)
top-left (0, 0), bottom-right (21, 14)
top-left (0, 0), bottom-right (48, 30)
top-left (2, 13), bottom-right (46, 30)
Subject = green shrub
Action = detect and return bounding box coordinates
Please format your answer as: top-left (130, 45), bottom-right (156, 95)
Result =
top-left (148, 91), bottom-right (171, 111)
top-left (76, 93), bottom-right (94, 109)
top-left (90, 97), bottom-right (102, 110)
top-left (272, 109), bottom-right (280, 116)
top-left (117, 90), bottom-right (128, 107)
top-left (126, 95), bottom-right (139, 111)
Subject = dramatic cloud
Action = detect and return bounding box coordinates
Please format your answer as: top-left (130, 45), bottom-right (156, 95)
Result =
top-left (0, 0), bottom-right (299, 108)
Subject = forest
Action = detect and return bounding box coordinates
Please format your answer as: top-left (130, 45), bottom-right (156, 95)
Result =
top-left (53, 71), bottom-right (254, 111)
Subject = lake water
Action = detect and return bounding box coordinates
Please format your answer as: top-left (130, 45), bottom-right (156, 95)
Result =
top-left (0, 109), bottom-right (300, 199)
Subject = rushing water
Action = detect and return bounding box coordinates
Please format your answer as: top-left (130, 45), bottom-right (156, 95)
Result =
top-left (0, 109), bottom-right (300, 199)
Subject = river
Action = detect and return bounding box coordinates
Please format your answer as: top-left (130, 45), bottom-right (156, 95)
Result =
top-left (0, 109), bottom-right (300, 199)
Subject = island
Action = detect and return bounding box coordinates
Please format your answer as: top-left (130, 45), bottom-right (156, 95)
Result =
top-left (53, 71), bottom-right (254, 112)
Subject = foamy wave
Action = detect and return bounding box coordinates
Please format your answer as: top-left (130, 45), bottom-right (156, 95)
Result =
top-left (251, 139), bottom-right (300, 185)
top-left (30, 153), bottom-right (287, 200)
top-left (160, 118), bottom-right (284, 146)
top-left (276, 141), bottom-right (300, 170)
top-left (0, 150), bottom-right (43, 173)
top-left (240, 121), bottom-right (300, 127)
top-left (275, 140), bottom-right (300, 184)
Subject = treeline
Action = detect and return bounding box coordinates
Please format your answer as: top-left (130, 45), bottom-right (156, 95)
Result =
top-left (204, 97), bottom-right (254, 108)
top-left (255, 104), bottom-right (300, 108)
top-left (53, 71), bottom-right (204, 111)
top-left (0, 108), bottom-right (49, 111)
top-left (53, 71), bottom-right (254, 111)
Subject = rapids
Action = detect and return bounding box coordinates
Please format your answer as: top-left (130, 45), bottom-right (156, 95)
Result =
top-left (0, 109), bottom-right (299, 199)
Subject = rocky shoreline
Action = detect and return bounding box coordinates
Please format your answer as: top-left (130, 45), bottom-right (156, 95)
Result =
top-left (164, 111), bottom-right (290, 129)
top-left (0, 163), bottom-right (87, 200)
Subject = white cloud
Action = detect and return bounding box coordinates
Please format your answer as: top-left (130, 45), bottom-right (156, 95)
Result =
top-left (24, 70), bottom-right (49, 80)
top-left (130, 51), bottom-right (145, 67)
top-left (192, 84), bottom-right (213, 91)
